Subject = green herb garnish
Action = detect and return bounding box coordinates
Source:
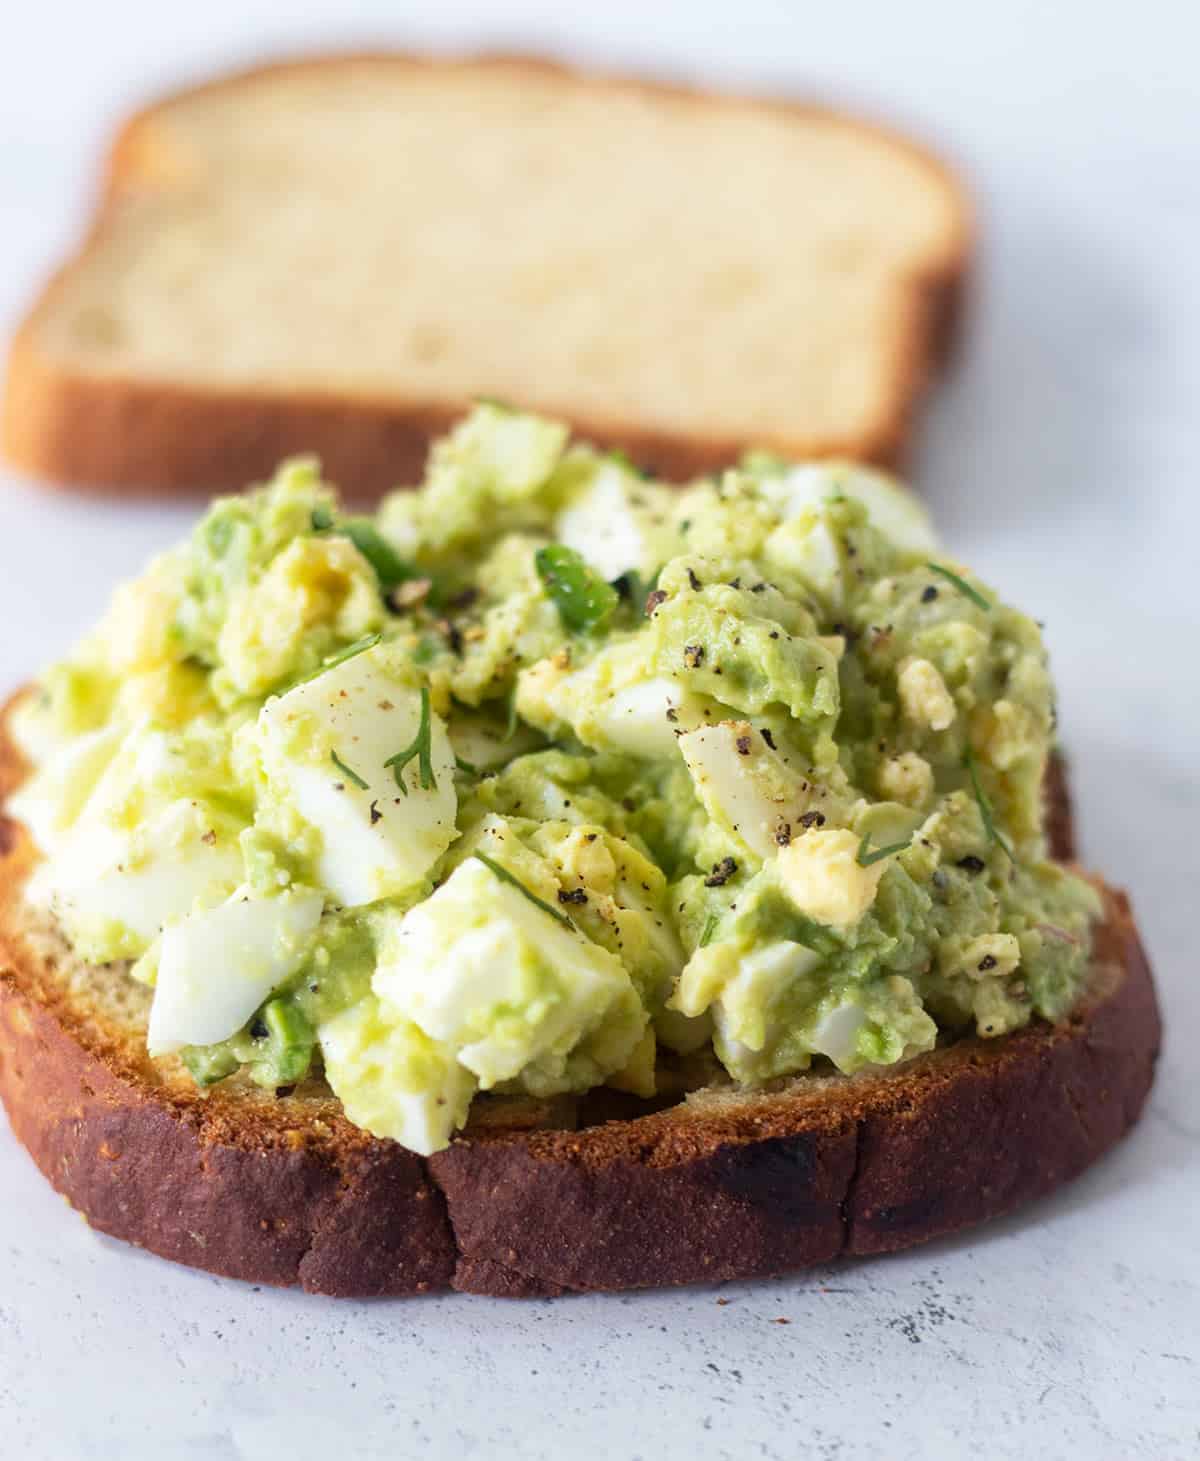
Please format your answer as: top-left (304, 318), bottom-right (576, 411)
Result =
top-left (963, 745), bottom-right (1014, 860)
top-left (473, 851), bottom-right (574, 927)
top-left (339, 518), bottom-right (414, 590)
top-left (292, 631), bottom-right (382, 687)
top-left (698, 913), bottom-right (720, 948)
top-left (411, 635), bottom-right (439, 667)
top-left (856, 835), bottom-right (912, 867)
top-left (384, 686), bottom-right (438, 795)
top-left (535, 544), bottom-right (619, 634)
top-left (312, 506), bottom-right (414, 589)
top-left (610, 566), bottom-right (663, 620)
top-left (926, 563), bottom-right (991, 611)
top-left (330, 750), bottom-right (369, 790)
top-left (610, 569), bottom-right (642, 605)
top-left (454, 754), bottom-right (479, 776)
top-left (504, 690), bottom-right (520, 742)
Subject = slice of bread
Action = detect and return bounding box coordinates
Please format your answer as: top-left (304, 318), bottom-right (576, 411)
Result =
top-left (2, 55), bottom-right (971, 497)
top-left (0, 722), bottom-right (1159, 1297)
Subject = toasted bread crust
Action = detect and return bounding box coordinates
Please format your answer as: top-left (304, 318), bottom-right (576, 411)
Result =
top-left (0, 714), bottom-right (1159, 1296)
top-left (1, 53), bottom-right (971, 498)
top-left (1043, 748), bottom-right (1076, 862)
top-left (0, 961), bottom-right (457, 1295)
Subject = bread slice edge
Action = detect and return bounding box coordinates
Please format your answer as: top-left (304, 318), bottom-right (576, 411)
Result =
top-left (1, 51), bottom-right (972, 497)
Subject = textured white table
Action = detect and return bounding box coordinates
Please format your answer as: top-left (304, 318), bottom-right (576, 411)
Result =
top-left (1, 4), bottom-right (1196, 1458)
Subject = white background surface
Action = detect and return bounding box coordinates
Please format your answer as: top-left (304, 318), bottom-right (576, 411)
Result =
top-left (1, 3), bottom-right (1197, 1458)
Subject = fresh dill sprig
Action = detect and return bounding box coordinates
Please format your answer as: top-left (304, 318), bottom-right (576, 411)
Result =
top-left (963, 745), bottom-right (1014, 860)
top-left (473, 851), bottom-right (573, 927)
top-left (855, 835), bottom-right (912, 867)
top-left (504, 690), bottom-right (520, 742)
top-left (925, 563), bottom-right (991, 612)
top-left (383, 687), bottom-right (438, 796)
top-left (330, 750), bottom-right (369, 790)
top-left (292, 632), bottom-right (382, 687)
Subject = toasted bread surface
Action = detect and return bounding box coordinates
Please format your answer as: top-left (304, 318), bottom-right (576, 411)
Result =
top-left (2, 54), bottom-right (970, 497)
top-left (0, 719), bottom-right (1159, 1297)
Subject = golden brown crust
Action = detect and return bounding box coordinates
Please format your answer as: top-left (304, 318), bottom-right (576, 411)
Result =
top-left (0, 972), bottom-right (456, 1295)
top-left (1044, 749), bottom-right (1076, 862)
top-left (429, 893), bottom-right (1158, 1294)
top-left (0, 709), bottom-right (1159, 1297)
top-left (1, 52), bottom-right (972, 498)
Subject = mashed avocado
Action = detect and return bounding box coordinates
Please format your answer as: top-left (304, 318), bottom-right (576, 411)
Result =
top-left (8, 405), bottom-right (1100, 1154)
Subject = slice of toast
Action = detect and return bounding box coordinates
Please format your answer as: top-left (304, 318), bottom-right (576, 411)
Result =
top-left (0, 721), bottom-right (1158, 1297)
top-left (2, 55), bottom-right (971, 497)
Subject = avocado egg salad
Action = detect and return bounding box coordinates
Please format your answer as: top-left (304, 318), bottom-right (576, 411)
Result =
top-left (8, 406), bottom-right (1100, 1155)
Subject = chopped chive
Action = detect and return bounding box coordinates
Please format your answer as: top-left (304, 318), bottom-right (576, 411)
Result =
top-left (535, 544), bottom-right (619, 633)
top-left (454, 754), bottom-right (479, 776)
top-left (292, 631), bottom-right (382, 687)
top-left (339, 518), bottom-right (414, 590)
top-left (474, 395), bottom-right (511, 411)
top-left (611, 566), bottom-right (663, 619)
top-left (926, 563), bottom-right (991, 611)
top-left (384, 687), bottom-right (438, 795)
top-left (963, 745), bottom-right (1014, 860)
top-left (504, 690), bottom-right (520, 742)
top-left (473, 851), bottom-right (574, 927)
top-left (311, 505), bottom-right (414, 589)
top-left (856, 834), bottom-right (912, 867)
top-left (330, 750), bottom-right (369, 790)
top-left (610, 569), bottom-right (641, 605)
top-left (699, 913), bottom-right (720, 947)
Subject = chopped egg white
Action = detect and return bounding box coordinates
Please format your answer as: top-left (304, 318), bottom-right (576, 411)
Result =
top-left (374, 835), bottom-right (641, 1090)
top-left (146, 886), bottom-right (323, 1055)
top-left (765, 463), bottom-right (937, 555)
top-left (318, 994), bottom-right (477, 1156)
top-left (808, 1001), bottom-right (867, 1065)
top-left (253, 648), bottom-right (457, 906)
top-left (555, 462), bottom-right (670, 579)
top-left (26, 798), bottom-right (243, 960)
top-left (761, 464), bottom-right (936, 607)
top-left (675, 938), bottom-right (819, 1031)
top-left (592, 676), bottom-right (696, 756)
top-left (672, 939), bottom-right (824, 1076)
top-left (677, 720), bottom-right (819, 860)
top-left (763, 511), bottom-right (845, 605)
top-left (445, 710), bottom-right (542, 772)
top-left (518, 640), bottom-right (705, 758)
top-left (7, 723), bottom-right (122, 856)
